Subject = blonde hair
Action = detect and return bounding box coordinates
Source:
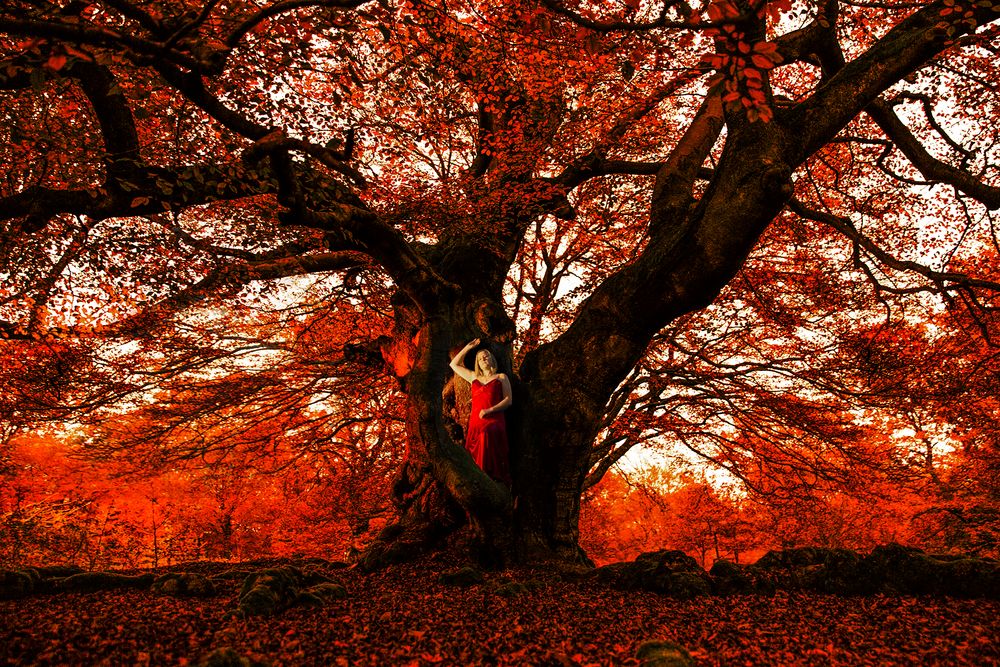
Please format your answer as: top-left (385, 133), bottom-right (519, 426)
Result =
top-left (475, 349), bottom-right (497, 378)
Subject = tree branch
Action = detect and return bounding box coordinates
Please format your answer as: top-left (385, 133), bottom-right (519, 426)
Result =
top-left (224, 0), bottom-right (372, 49)
top-left (783, 0), bottom-right (1000, 162)
top-left (99, 0), bottom-right (166, 34)
top-left (539, 0), bottom-right (743, 33)
top-left (649, 90), bottom-right (725, 233)
top-left (0, 16), bottom-right (203, 71)
top-left (773, 0), bottom-right (844, 79)
top-left (291, 208), bottom-right (459, 312)
top-left (0, 161), bottom-right (274, 231)
top-left (552, 66), bottom-right (705, 191)
top-left (788, 198), bottom-right (1000, 292)
top-left (867, 99), bottom-right (1000, 209)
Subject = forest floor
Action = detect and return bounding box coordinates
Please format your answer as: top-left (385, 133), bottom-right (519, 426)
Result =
top-left (2, 554), bottom-right (999, 667)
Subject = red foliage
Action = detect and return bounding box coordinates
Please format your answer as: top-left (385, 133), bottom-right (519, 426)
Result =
top-left (2, 0), bottom-right (1000, 579)
top-left (2, 559), bottom-right (1000, 665)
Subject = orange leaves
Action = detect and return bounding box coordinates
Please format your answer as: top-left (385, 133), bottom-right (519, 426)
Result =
top-left (44, 54), bottom-right (67, 71)
top-left (32, 42), bottom-right (95, 72)
top-left (704, 48), bottom-right (780, 122)
top-left (706, 0), bottom-right (743, 22)
top-left (762, 0), bottom-right (794, 24)
top-left (750, 41), bottom-right (781, 70)
top-left (936, 0), bottom-right (988, 39)
top-left (699, 0), bottom-right (785, 122)
top-left (752, 40), bottom-right (779, 58)
top-left (7, 558), bottom-right (1000, 665)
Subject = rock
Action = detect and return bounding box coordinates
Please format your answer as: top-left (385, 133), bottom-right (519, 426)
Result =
top-left (755, 546), bottom-right (857, 570)
top-left (299, 565), bottom-right (336, 587)
top-left (0, 569), bottom-right (36, 600)
top-left (860, 544), bottom-right (1000, 597)
top-left (32, 565), bottom-right (84, 578)
top-left (928, 553), bottom-right (973, 562)
top-left (736, 543), bottom-right (1000, 598)
top-left (235, 586), bottom-right (281, 618)
top-left (752, 547), bottom-right (865, 595)
top-left (210, 569), bottom-right (254, 582)
top-left (152, 572), bottom-right (217, 598)
top-left (656, 571), bottom-right (712, 599)
top-left (198, 647), bottom-right (268, 667)
top-left (492, 581), bottom-right (529, 597)
top-left (594, 550), bottom-right (711, 598)
top-left (229, 566), bottom-right (351, 617)
top-left (1, 566), bottom-right (96, 598)
top-left (57, 572), bottom-right (154, 593)
top-left (592, 562), bottom-right (636, 588)
top-left (635, 550), bottom-right (702, 572)
top-left (308, 582), bottom-right (347, 599)
top-left (600, 544), bottom-right (1000, 599)
top-left (857, 543), bottom-right (929, 594)
top-left (643, 552), bottom-right (712, 597)
top-left (439, 566), bottom-right (485, 587)
top-left (935, 556), bottom-right (1000, 598)
top-left (553, 562), bottom-right (594, 580)
top-left (297, 582), bottom-right (348, 607)
top-left (233, 567), bottom-right (303, 618)
top-left (709, 559), bottom-right (760, 595)
top-left (636, 640), bottom-right (696, 666)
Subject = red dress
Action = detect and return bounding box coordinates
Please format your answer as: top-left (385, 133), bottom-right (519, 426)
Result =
top-left (465, 378), bottom-right (512, 484)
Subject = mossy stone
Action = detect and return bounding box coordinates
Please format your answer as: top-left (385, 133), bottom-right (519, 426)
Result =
top-left (152, 572), bottom-right (216, 598)
top-left (0, 569), bottom-right (35, 599)
top-left (298, 582), bottom-right (348, 606)
top-left (58, 572), bottom-right (154, 592)
top-left (439, 566), bottom-right (484, 587)
top-left (198, 647), bottom-right (268, 667)
top-left (636, 640), bottom-right (695, 666)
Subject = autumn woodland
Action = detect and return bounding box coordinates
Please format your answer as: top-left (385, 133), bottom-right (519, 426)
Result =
top-left (2, 0), bottom-right (1000, 663)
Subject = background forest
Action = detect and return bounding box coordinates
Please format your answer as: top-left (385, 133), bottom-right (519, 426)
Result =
top-left (4, 246), bottom-right (998, 569)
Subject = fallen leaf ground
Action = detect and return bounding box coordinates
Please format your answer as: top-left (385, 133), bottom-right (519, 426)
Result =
top-left (2, 555), bottom-right (999, 666)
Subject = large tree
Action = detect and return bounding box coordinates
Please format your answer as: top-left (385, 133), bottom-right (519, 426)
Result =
top-left (2, 0), bottom-right (999, 564)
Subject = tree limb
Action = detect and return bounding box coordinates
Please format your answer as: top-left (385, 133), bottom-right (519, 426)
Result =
top-left (224, 0), bottom-right (372, 49)
top-left (784, 0), bottom-right (1000, 162)
top-left (539, 0), bottom-right (743, 33)
top-left (789, 197), bottom-right (1000, 292)
top-left (867, 100), bottom-right (1000, 209)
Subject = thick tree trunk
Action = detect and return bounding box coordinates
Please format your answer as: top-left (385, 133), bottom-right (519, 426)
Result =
top-left (381, 384), bottom-right (595, 566)
top-left (360, 282), bottom-right (604, 567)
top-left (509, 380), bottom-right (599, 564)
top-left (358, 294), bottom-right (515, 565)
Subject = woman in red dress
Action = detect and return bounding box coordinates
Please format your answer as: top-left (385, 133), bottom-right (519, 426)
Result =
top-left (449, 338), bottom-right (512, 485)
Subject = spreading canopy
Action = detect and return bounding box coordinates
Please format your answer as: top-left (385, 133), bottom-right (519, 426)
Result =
top-left (2, 0), bottom-right (1000, 557)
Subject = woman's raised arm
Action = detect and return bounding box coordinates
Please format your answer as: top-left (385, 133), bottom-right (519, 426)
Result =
top-left (449, 338), bottom-right (479, 383)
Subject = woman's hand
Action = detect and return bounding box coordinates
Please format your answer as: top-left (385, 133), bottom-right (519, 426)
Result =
top-left (450, 339), bottom-right (479, 383)
top-left (479, 409), bottom-right (489, 419)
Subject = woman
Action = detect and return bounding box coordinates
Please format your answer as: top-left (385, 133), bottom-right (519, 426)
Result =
top-left (449, 338), bottom-right (512, 485)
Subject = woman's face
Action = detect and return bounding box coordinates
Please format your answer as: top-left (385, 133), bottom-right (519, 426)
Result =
top-left (477, 350), bottom-right (496, 375)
